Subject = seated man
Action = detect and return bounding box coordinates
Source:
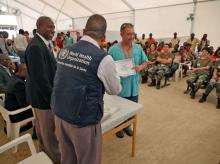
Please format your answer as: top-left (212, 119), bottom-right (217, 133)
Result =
top-left (186, 47), bottom-right (212, 99)
top-left (0, 54), bottom-right (12, 93)
top-left (148, 43), bottom-right (172, 89)
top-left (5, 64), bottom-right (33, 125)
top-left (199, 47), bottom-right (220, 108)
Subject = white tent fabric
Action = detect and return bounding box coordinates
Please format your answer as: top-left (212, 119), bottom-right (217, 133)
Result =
top-left (0, 0), bottom-right (219, 48)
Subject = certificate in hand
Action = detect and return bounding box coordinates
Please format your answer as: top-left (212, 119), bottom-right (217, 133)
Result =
top-left (114, 59), bottom-right (136, 77)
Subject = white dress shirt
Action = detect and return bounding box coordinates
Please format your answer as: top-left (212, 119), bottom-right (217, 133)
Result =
top-left (81, 35), bottom-right (121, 95)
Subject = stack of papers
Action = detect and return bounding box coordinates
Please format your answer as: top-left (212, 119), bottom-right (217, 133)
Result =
top-left (114, 59), bottom-right (136, 77)
top-left (102, 105), bottom-right (120, 122)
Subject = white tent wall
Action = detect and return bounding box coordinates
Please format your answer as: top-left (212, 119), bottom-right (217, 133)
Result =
top-left (18, 14), bottom-right (36, 35)
top-left (194, 0), bottom-right (220, 49)
top-left (72, 11), bottom-right (133, 42)
top-left (134, 3), bottom-right (193, 40)
top-left (56, 19), bottom-right (73, 31)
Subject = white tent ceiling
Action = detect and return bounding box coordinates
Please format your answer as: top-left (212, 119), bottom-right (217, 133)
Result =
top-left (0, 0), bottom-right (219, 48)
top-left (0, 0), bottom-right (212, 21)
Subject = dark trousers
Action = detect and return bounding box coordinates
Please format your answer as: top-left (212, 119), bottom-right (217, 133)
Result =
top-left (123, 95), bottom-right (138, 130)
top-left (124, 95), bottom-right (139, 103)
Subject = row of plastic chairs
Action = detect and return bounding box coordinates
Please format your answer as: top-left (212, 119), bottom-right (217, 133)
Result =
top-left (0, 94), bottom-right (52, 163)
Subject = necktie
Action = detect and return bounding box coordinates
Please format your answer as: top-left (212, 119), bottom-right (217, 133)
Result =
top-left (48, 43), bottom-right (52, 53)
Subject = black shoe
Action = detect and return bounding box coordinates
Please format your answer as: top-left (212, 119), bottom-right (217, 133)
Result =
top-left (190, 92), bottom-right (195, 99)
top-left (156, 80), bottom-right (161, 89)
top-left (216, 98), bottom-right (220, 109)
top-left (148, 79), bottom-right (156, 87)
top-left (116, 131), bottom-right (124, 138)
top-left (123, 128), bottom-right (133, 136)
top-left (141, 76), bottom-right (148, 84)
top-left (199, 94), bottom-right (207, 103)
top-left (184, 89), bottom-right (190, 94)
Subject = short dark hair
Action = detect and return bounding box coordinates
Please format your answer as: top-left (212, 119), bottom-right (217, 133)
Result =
top-left (120, 23), bottom-right (133, 32)
top-left (19, 29), bottom-right (25, 34)
top-left (84, 14), bottom-right (107, 39)
top-left (36, 16), bottom-right (53, 28)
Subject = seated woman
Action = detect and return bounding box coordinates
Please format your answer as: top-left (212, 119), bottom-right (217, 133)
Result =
top-left (186, 47), bottom-right (212, 99)
top-left (141, 42), bottom-right (157, 83)
top-left (181, 43), bottom-right (194, 76)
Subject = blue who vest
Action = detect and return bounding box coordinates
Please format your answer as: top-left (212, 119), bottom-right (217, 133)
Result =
top-left (51, 40), bottom-right (106, 127)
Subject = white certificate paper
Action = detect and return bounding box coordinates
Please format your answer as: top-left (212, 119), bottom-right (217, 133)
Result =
top-left (114, 59), bottom-right (136, 77)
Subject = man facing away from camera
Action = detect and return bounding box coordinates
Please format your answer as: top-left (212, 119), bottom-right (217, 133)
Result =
top-left (51, 14), bottom-right (121, 164)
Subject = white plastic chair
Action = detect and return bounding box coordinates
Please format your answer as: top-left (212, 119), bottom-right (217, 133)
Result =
top-left (0, 133), bottom-right (53, 164)
top-left (175, 61), bottom-right (192, 81)
top-left (0, 105), bottom-right (35, 139)
top-left (0, 104), bottom-right (35, 152)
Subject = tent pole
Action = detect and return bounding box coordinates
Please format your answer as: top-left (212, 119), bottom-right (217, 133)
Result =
top-left (191, 0), bottom-right (197, 34)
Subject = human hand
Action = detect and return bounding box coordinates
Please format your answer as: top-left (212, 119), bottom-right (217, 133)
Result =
top-left (213, 75), bottom-right (218, 81)
top-left (133, 65), bottom-right (142, 72)
top-left (192, 67), bottom-right (197, 72)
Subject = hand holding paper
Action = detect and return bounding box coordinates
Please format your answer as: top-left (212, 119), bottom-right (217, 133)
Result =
top-left (114, 59), bottom-right (136, 77)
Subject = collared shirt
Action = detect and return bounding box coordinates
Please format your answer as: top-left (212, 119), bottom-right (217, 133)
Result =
top-left (36, 33), bottom-right (50, 48)
top-left (171, 37), bottom-right (180, 48)
top-left (187, 38), bottom-right (200, 52)
top-left (37, 33), bottom-right (54, 55)
top-left (81, 35), bottom-right (121, 95)
top-left (109, 43), bottom-right (147, 97)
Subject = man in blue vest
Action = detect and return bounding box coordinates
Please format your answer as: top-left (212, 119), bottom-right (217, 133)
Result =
top-left (51, 14), bottom-right (121, 164)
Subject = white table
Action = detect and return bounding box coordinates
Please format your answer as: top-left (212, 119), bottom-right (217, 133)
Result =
top-left (102, 94), bottom-right (142, 157)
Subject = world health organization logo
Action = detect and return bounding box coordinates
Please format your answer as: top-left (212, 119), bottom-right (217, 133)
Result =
top-left (59, 49), bottom-right (69, 59)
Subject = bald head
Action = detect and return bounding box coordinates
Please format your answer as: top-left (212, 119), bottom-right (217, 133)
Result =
top-left (84, 14), bottom-right (107, 39)
top-left (36, 16), bottom-right (52, 28)
top-left (36, 16), bottom-right (55, 40)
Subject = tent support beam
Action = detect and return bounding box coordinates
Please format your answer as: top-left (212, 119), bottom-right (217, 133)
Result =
top-left (190, 0), bottom-right (197, 34)
top-left (121, 0), bottom-right (135, 10)
top-left (72, 0), bottom-right (94, 14)
top-left (121, 0), bottom-right (135, 24)
top-left (55, 0), bottom-right (66, 22)
top-left (70, 0), bottom-right (218, 19)
top-left (38, 0), bottom-right (73, 19)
